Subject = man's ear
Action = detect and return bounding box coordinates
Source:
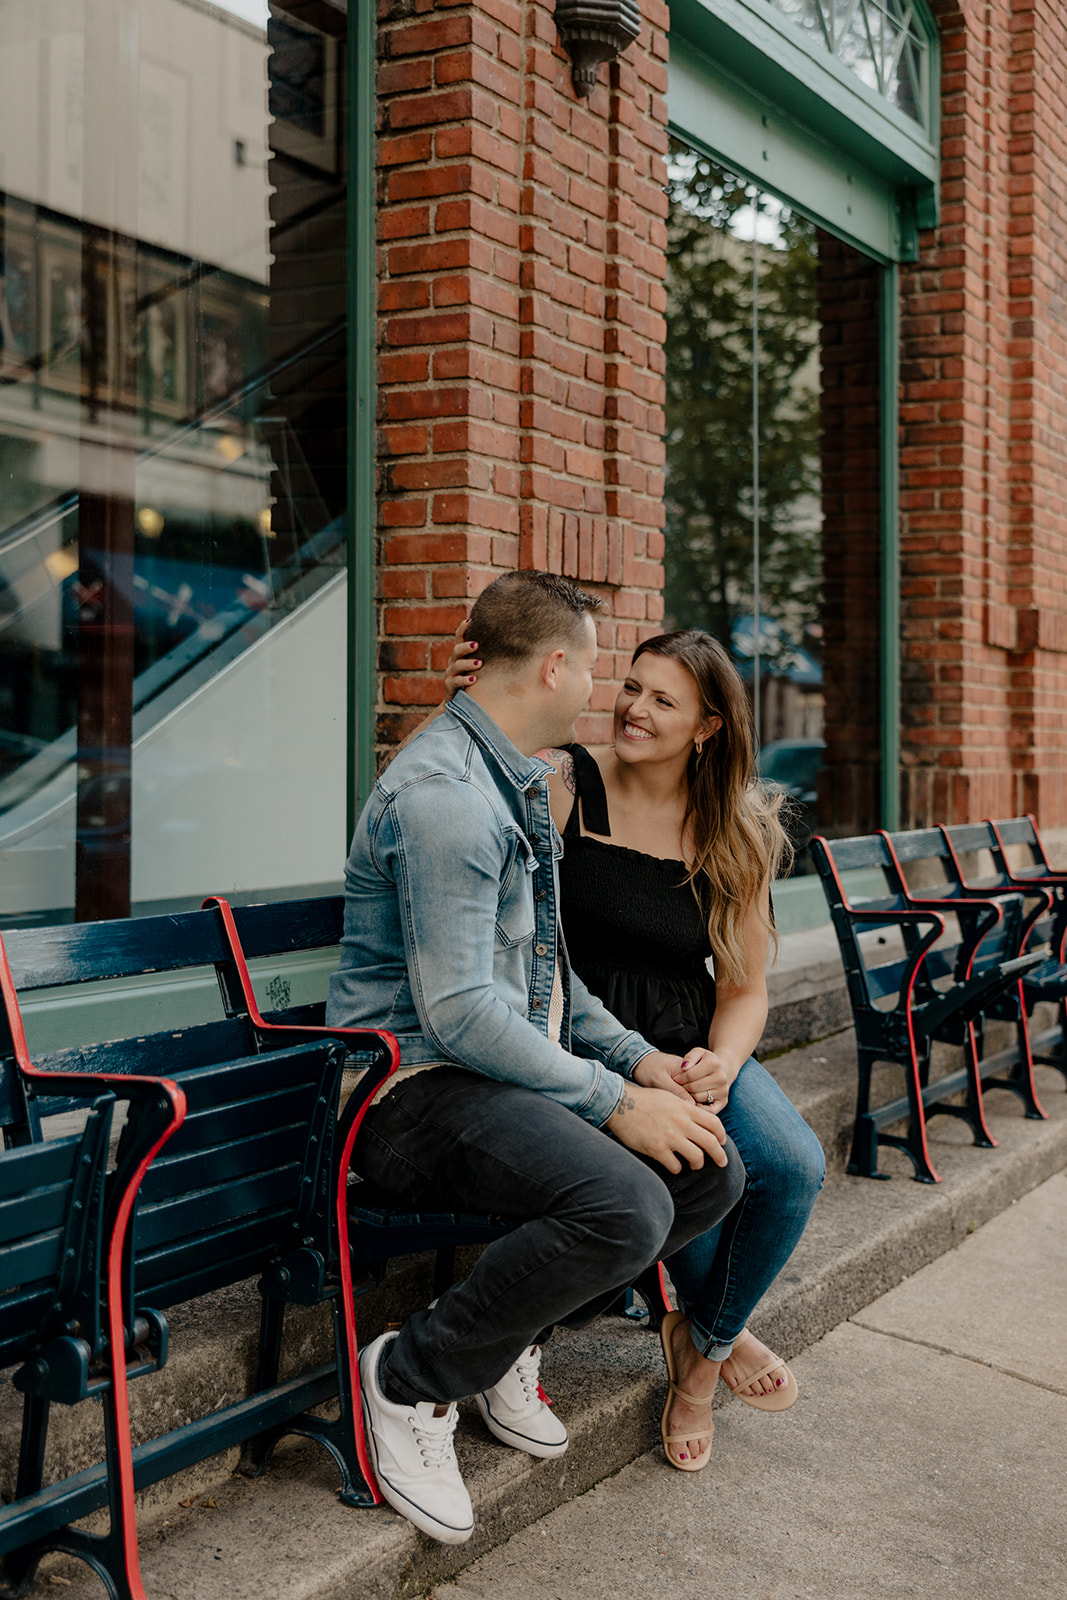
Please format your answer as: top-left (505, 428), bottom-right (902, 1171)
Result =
top-left (540, 647), bottom-right (566, 690)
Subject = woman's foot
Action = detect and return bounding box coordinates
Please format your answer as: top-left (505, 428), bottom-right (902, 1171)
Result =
top-left (720, 1327), bottom-right (798, 1411)
top-left (661, 1313), bottom-right (721, 1467)
top-left (720, 1327), bottom-right (790, 1401)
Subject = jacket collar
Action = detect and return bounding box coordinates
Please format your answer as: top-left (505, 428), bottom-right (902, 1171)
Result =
top-left (447, 692), bottom-right (555, 792)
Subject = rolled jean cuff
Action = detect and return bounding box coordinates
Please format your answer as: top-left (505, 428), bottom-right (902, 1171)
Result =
top-left (686, 1315), bottom-right (738, 1363)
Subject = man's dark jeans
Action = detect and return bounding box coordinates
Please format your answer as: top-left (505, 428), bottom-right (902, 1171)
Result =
top-left (354, 1066), bottom-right (747, 1405)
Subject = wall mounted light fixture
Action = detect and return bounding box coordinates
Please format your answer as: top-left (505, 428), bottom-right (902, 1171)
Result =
top-left (554, 1), bottom-right (642, 98)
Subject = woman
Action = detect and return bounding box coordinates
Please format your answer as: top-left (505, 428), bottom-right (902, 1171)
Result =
top-left (446, 624), bottom-right (825, 1471)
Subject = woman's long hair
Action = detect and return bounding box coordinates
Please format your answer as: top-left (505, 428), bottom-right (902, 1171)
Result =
top-left (631, 630), bottom-right (793, 987)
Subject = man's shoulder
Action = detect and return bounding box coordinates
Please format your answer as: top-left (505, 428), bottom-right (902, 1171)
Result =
top-left (375, 715), bottom-right (500, 816)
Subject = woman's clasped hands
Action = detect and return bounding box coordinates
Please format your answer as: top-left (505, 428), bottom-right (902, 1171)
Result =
top-left (673, 1047), bottom-right (741, 1112)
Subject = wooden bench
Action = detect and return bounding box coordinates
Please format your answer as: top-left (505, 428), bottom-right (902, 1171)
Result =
top-left (0, 940), bottom-right (186, 1600)
top-left (0, 902), bottom-right (398, 1600)
top-left (811, 829), bottom-right (1047, 1183)
top-left (944, 817), bottom-right (1067, 1085)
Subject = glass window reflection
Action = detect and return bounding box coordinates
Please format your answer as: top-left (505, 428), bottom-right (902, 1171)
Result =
top-left (0, 0), bottom-right (349, 926)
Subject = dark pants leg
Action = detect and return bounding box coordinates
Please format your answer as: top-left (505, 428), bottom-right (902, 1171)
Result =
top-left (354, 1067), bottom-right (746, 1405)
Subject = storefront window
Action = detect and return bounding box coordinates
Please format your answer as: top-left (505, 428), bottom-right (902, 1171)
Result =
top-left (664, 139), bottom-right (883, 875)
top-left (0, 0), bottom-right (349, 926)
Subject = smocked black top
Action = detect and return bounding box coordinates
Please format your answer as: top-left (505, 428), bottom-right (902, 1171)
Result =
top-left (558, 744), bottom-right (717, 1057)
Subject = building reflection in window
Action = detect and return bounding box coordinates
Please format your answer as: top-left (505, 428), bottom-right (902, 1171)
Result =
top-left (0, 0), bottom-right (349, 926)
top-left (664, 140), bottom-right (882, 874)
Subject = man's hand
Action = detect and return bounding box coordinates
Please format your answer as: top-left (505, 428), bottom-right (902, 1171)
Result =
top-left (605, 1081), bottom-right (729, 1175)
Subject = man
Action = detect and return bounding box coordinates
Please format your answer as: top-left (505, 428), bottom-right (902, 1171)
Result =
top-left (326, 571), bottom-right (744, 1544)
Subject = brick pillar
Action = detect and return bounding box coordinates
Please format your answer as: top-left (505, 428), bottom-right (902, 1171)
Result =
top-left (1003, 0), bottom-right (1067, 825)
top-left (375, 0), bottom-right (670, 754)
top-left (898, 0), bottom-right (1020, 826)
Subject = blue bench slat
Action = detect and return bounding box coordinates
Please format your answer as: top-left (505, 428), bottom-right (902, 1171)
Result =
top-left (0, 1231), bottom-right (67, 1295)
top-left (887, 827), bottom-right (950, 863)
top-left (148, 1084), bottom-right (318, 1164)
top-left (4, 910), bottom-right (233, 991)
top-left (34, 1019), bottom-right (261, 1081)
top-left (138, 1135), bottom-right (307, 1215)
top-left (0, 1285), bottom-right (57, 1347)
top-left (133, 1213), bottom-right (305, 1307)
top-left (0, 1186), bottom-right (71, 1251)
top-left (230, 898), bottom-right (343, 960)
top-left (136, 1167), bottom-right (304, 1250)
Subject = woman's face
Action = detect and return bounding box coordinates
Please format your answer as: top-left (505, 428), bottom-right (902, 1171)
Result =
top-left (612, 653), bottom-right (721, 766)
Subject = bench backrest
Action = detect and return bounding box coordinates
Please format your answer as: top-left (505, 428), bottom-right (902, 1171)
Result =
top-left (809, 833), bottom-right (942, 1014)
top-left (0, 897), bottom-right (345, 1142)
top-left (128, 1038), bottom-right (348, 1310)
top-left (0, 1095), bottom-right (114, 1373)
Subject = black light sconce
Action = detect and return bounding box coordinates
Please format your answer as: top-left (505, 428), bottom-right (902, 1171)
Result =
top-left (554, 1), bottom-right (642, 98)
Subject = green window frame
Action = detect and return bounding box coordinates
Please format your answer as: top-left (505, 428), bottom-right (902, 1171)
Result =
top-left (348, 6), bottom-right (379, 834)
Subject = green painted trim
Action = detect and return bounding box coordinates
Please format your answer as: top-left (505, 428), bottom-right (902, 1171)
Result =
top-left (668, 0), bottom-right (939, 246)
top-left (347, 5), bottom-right (377, 840)
top-left (880, 262), bottom-right (901, 830)
top-left (669, 38), bottom-right (899, 262)
top-left (669, 0), bottom-right (938, 179)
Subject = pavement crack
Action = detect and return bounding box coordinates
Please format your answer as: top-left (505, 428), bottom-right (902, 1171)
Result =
top-left (848, 1318), bottom-right (1067, 1397)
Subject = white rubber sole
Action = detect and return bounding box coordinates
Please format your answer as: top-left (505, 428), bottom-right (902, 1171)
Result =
top-left (473, 1392), bottom-right (569, 1459)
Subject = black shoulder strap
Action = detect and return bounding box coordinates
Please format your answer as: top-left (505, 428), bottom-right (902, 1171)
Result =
top-left (562, 744), bottom-right (611, 838)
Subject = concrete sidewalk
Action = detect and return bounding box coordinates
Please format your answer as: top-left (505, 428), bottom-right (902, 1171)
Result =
top-left (429, 1170), bottom-right (1067, 1600)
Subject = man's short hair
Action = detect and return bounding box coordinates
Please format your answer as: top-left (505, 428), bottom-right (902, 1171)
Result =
top-left (468, 570), bottom-right (604, 669)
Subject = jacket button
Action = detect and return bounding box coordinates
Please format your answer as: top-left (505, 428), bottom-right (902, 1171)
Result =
top-left (531, 998), bottom-right (544, 1010)
top-left (535, 889), bottom-right (547, 902)
top-left (535, 943), bottom-right (548, 956)
top-left (529, 833), bottom-right (541, 847)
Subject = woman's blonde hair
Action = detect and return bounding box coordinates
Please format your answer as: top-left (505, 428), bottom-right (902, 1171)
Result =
top-left (631, 629), bottom-right (793, 987)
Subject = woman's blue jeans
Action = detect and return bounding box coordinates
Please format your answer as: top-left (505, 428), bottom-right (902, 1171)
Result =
top-left (665, 1055), bottom-right (826, 1361)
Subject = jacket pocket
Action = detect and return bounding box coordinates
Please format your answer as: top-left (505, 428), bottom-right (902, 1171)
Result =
top-left (495, 831), bottom-right (538, 948)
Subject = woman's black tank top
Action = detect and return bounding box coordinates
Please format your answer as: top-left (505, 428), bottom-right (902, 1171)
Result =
top-left (557, 744), bottom-right (717, 1057)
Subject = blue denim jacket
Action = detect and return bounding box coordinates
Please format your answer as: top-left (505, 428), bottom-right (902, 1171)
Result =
top-left (325, 693), bottom-right (657, 1125)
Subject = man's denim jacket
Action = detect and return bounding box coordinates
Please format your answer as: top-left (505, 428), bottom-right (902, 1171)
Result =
top-left (325, 693), bottom-right (657, 1126)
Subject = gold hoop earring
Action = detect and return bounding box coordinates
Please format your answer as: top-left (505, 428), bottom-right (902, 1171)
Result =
top-left (695, 739), bottom-right (704, 757)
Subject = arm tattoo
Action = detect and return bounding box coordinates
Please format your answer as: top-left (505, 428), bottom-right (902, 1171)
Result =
top-left (543, 749), bottom-right (577, 796)
top-left (614, 1091), bottom-right (635, 1115)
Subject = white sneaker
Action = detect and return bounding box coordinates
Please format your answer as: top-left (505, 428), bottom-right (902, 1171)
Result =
top-left (359, 1330), bottom-right (474, 1545)
top-left (474, 1345), bottom-right (569, 1458)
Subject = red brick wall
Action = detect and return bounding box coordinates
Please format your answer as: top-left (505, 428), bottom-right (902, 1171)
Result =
top-left (374, 0), bottom-right (670, 752)
top-left (899, 0), bottom-right (1067, 826)
top-left (373, 0), bottom-right (1067, 831)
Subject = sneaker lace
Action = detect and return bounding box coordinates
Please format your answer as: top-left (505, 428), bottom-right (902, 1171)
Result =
top-left (412, 1407), bottom-right (459, 1471)
top-left (512, 1347), bottom-right (542, 1406)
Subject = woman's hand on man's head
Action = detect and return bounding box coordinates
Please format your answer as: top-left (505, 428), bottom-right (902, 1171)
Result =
top-left (445, 619), bottom-right (482, 696)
